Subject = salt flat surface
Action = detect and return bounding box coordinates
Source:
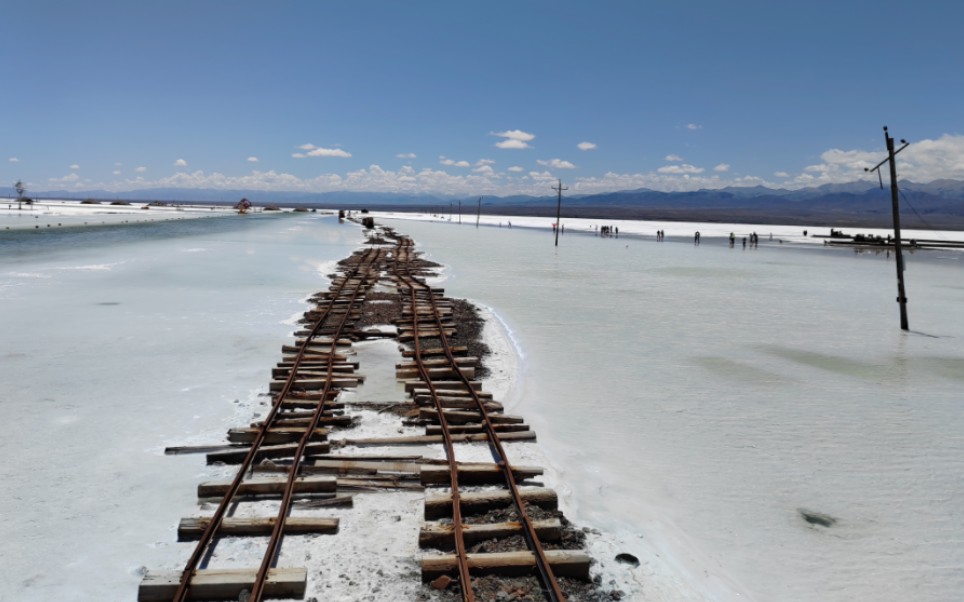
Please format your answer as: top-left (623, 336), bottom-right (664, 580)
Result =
top-left (0, 213), bottom-right (364, 600)
top-left (4, 207), bottom-right (963, 601)
top-left (0, 198), bottom-right (241, 231)
top-left (381, 215), bottom-right (964, 602)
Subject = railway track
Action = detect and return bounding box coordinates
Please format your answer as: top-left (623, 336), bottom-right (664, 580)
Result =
top-left (141, 224), bottom-right (596, 601)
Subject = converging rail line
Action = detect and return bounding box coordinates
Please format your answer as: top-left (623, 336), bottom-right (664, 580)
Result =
top-left (141, 222), bottom-right (596, 601)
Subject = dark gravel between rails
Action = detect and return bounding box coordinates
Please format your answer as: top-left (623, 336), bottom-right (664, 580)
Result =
top-left (341, 234), bottom-right (621, 601)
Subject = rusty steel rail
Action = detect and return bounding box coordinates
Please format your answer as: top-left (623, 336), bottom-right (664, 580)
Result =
top-left (172, 246), bottom-right (383, 602)
top-left (398, 268), bottom-right (475, 601)
top-left (391, 236), bottom-right (566, 602)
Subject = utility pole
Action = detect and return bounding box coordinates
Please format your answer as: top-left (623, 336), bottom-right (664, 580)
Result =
top-left (15, 179), bottom-right (25, 211)
top-left (458, 200), bottom-right (461, 224)
top-left (551, 179), bottom-right (567, 247)
top-left (476, 197), bottom-right (481, 228)
top-left (866, 126), bottom-right (910, 331)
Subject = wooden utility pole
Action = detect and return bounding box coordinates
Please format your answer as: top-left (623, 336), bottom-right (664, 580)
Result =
top-left (551, 179), bottom-right (567, 247)
top-left (458, 200), bottom-right (461, 224)
top-left (476, 197), bottom-right (481, 228)
top-left (866, 126), bottom-right (910, 331)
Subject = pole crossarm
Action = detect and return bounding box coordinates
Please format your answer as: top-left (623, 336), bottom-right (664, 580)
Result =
top-left (865, 126), bottom-right (910, 331)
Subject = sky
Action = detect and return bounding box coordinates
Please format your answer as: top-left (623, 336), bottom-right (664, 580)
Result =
top-left (3, 0), bottom-right (964, 198)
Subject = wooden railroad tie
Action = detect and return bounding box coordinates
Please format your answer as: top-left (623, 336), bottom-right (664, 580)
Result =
top-left (395, 366), bottom-right (476, 380)
top-left (226, 427), bottom-right (329, 444)
top-left (335, 430), bottom-right (536, 448)
top-left (419, 518), bottom-right (562, 548)
top-left (177, 516), bottom-right (339, 541)
top-left (417, 408), bottom-right (523, 424)
top-left (197, 475), bottom-right (336, 498)
top-left (421, 550), bottom-right (591, 581)
top-left (270, 377), bottom-right (363, 392)
top-left (424, 487), bottom-right (557, 519)
top-left (206, 440), bottom-right (331, 464)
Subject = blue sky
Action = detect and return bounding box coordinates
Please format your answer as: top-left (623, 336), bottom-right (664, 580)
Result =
top-left (3, 0), bottom-right (963, 197)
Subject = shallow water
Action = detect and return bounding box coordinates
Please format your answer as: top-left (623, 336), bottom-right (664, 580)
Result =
top-left (0, 213), bottom-right (363, 600)
top-left (3, 211), bottom-right (962, 601)
top-left (383, 218), bottom-right (964, 601)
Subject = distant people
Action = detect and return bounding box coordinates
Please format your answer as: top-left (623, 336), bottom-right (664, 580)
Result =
top-left (742, 237), bottom-right (747, 248)
top-left (561, 224), bottom-right (565, 234)
top-left (615, 226), bottom-right (619, 237)
top-left (694, 231), bottom-right (701, 244)
top-left (508, 221), bottom-right (512, 228)
top-left (729, 232), bottom-right (736, 246)
top-left (803, 229), bottom-right (808, 236)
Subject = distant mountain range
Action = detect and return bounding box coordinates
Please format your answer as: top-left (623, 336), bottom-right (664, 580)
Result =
top-left (5, 179), bottom-right (964, 229)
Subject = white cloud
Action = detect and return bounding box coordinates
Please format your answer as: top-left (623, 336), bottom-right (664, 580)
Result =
top-left (537, 158), bottom-right (576, 169)
top-left (113, 170), bottom-right (121, 175)
top-left (70, 164), bottom-right (80, 170)
top-left (665, 154), bottom-right (683, 162)
top-left (49, 172), bottom-right (80, 184)
top-left (714, 163), bottom-right (731, 172)
top-left (247, 156), bottom-right (259, 163)
top-left (294, 144), bottom-right (351, 158)
top-left (527, 170), bottom-right (556, 184)
top-left (785, 135), bottom-right (964, 186)
top-left (686, 123), bottom-right (702, 130)
top-left (476, 159), bottom-right (495, 166)
top-left (495, 139), bottom-right (530, 150)
top-left (76, 134), bottom-right (964, 198)
top-left (657, 164), bottom-right (704, 174)
top-left (492, 129), bottom-right (535, 149)
top-left (439, 156), bottom-right (470, 168)
top-left (578, 141), bottom-right (597, 151)
top-left (396, 153), bottom-right (416, 159)
top-left (8, 157), bottom-right (19, 163)
top-left (174, 159), bottom-right (188, 167)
